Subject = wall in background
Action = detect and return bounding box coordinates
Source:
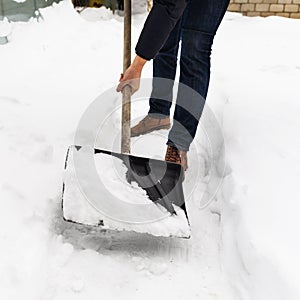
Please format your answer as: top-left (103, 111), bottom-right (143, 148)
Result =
top-left (228, 0), bottom-right (300, 18)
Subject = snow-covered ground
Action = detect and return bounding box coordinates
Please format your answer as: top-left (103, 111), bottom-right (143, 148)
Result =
top-left (0, 1), bottom-right (300, 299)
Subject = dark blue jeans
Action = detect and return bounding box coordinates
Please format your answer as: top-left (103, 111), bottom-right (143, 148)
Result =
top-left (148, 0), bottom-right (229, 151)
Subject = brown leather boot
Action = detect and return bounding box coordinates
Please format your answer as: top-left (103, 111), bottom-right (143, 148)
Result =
top-left (131, 115), bottom-right (171, 137)
top-left (165, 145), bottom-right (188, 171)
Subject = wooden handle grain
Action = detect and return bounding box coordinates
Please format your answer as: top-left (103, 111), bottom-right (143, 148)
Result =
top-left (121, 0), bottom-right (132, 154)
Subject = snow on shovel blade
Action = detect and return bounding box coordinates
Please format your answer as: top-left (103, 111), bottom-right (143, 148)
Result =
top-left (62, 145), bottom-right (190, 238)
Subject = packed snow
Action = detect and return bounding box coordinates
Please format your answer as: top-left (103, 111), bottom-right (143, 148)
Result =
top-left (63, 146), bottom-right (191, 237)
top-left (0, 1), bottom-right (300, 299)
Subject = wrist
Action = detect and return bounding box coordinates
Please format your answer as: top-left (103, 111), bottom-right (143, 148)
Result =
top-left (132, 55), bottom-right (147, 70)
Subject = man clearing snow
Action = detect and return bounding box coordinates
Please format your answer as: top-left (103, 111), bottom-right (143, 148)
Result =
top-left (117, 0), bottom-right (229, 171)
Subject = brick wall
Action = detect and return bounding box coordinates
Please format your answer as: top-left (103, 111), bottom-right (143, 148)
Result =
top-left (228, 0), bottom-right (300, 18)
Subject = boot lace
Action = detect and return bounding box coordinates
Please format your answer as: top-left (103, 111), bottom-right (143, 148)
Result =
top-left (165, 146), bottom-right (180, 163)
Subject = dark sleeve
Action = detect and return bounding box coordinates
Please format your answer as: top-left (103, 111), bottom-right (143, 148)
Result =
top-left (135, 0), bottom-right (187, 61)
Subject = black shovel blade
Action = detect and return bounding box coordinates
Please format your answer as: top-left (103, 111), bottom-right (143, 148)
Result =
top-left (97, 149), bottom-right (188, 217)
top-left (62, 145), bottom-right (190, 238)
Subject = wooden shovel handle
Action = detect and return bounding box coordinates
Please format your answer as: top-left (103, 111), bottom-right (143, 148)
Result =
top-left (121, 85), bottom-right (131, 154)
top-left (121, 0), bottom-right (132, 154)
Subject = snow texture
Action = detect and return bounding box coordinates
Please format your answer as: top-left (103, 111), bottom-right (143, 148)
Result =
top-left (0, 1), bottom-right (300, 299)
top-left (63, 146), bottom-right (191, 238)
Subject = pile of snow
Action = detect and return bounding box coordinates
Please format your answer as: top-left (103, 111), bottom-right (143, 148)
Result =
top-left (0, 1), bottom-right (300, 299)
top-left (0, 18), bottom-right (12, 37)
top-left (210, 12), bottom-right (300, 298)
top-left (80, 7), bottom-right (114, 22)
top-left (63, 146), bottom-right (191, 238)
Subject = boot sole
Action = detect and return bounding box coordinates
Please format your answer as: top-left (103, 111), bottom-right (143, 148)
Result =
top-left (131, 124), bottom-right (171, 137)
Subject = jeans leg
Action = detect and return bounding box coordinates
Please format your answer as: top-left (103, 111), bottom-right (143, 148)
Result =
top-left (148, 17), bottom-right (183, 118)
top-left (168, 0), bottom-right (230, 150)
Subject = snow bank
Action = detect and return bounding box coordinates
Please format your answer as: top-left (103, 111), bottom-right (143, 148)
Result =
top-left (210, 12), bottom-right (300, 299)
top-left (0, 2), bottom-right (300, 300)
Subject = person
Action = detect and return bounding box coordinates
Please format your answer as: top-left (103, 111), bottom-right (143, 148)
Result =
top-left (117, 0), bottom-right (229, 171)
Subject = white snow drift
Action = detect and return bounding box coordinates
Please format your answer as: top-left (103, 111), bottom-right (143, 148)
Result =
top-left (0, 1), bottom-right (300, 299)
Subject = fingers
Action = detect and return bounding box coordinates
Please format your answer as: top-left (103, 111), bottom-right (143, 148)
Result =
top-left (116, 81), bottom-right (126, 92)
top-left (117, 80), bottom-right (138, 94)
top-left (117, 81), bottom-right (135, 93)
top-left (116, 74), bottom-right (132, 93)
top-left (117, 73), bottom-right (126, 92)
top-left (116, 68), bottom-right (140, 94)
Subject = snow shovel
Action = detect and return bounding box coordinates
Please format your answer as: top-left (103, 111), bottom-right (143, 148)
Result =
top-left (61, 0), bottom-right (190, 238)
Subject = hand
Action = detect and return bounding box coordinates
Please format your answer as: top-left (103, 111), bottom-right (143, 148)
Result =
top-left (116, 55), bottom-right (147, 94)
top-left (117, 65), bottom-right (141, 94)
